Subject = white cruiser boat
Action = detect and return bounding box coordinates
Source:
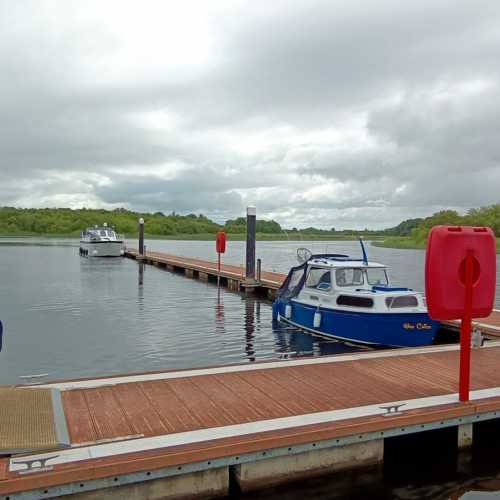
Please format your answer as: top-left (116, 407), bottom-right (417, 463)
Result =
top-left (79, 223), bottom-right (124, 257)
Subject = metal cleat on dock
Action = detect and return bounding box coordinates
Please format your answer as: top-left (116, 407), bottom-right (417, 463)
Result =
top-left (380, 403), bottom-right (406, 416)
top-left (13, 455), bottom-right (59, 475)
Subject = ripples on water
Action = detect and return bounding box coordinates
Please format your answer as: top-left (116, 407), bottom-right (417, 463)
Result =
top-left (0, 239), bottom-right (369, 384)
top-left (0, 237), bottom-right (498, 385)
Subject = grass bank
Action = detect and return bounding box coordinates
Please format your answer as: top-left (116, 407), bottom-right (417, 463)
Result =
top-left (0, 232), bottom-right (386, 242)
top-left (373, 236), bottom-right (500, 253)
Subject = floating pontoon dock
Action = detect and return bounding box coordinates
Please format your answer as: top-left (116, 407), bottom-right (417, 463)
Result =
top-left (125, 248), bottom-right (285, 297)
top-left (3, 343), bottom-right (500, 499)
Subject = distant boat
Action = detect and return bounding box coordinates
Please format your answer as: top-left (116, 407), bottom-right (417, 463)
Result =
top-left (272, 241), bottom-right (439, 347)
top-left (79, 223), bottom-right (124, 257)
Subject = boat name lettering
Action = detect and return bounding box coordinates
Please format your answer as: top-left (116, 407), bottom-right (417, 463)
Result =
top-left (403, 322), bottom-right (432, 330)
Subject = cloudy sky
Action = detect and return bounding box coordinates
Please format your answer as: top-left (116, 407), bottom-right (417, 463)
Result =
top-left (1, 0), bottom-right (500, 229)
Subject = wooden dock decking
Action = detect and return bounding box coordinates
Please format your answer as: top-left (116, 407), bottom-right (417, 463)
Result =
top-left (4, 343), bottom-right (500, 498)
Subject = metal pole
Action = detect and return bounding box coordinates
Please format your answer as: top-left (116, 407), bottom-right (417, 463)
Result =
top-left (138, 218), bottom-right (145, 256)
top-left (217, 253), bottom-right (221, 287)
top-left (246, 206), bottom-right (256, 282)
top-left (257, 258), bottom-right (262, 283)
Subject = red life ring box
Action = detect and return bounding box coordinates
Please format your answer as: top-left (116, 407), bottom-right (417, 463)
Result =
top-left (216, 231), bottom-right (226, 254)
top-left (425, 225), bottom-right (496, 320)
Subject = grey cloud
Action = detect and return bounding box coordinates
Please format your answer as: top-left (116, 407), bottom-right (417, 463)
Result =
top-left (0, 0), bottom-right (500, 227)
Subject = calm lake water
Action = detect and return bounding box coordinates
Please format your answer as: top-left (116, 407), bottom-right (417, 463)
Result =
top-left (0, 237), bottom-right (499, 499)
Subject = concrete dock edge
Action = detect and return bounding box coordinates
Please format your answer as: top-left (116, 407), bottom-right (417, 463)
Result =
top-left (232, 439), bottom-right (383, 491)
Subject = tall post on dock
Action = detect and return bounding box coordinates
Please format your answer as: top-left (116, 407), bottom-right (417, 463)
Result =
top-left (246, 206), bottom-right (256, 284)
top-left (138, 218), bottom-right (145, 257)
top-left (216, 231), bottom-right (226, 287)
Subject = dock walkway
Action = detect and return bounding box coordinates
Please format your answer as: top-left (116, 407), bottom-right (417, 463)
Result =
top-left (125, 248), bottom-right (285, 296)
top-left (4, 343), bottom-right (500, 498)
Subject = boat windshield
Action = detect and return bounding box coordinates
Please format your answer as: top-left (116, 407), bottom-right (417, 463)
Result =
top-left (366, 268), bottom-right (388, 286)
top-left (335, 268), bottom-right (364, 287)
top-left (306, 268), bottom-right (332, 291)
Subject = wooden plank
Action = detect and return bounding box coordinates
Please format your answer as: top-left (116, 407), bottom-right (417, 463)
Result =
top-left (138, 380), bottom-right (202, 433)
top-left (62, 390), bottom-right (97, 444)
top-left (189, 376), bottom-right (264, 423)
top-left (165, 378), bottom-right (236, 428)
top-left (82, 387), bottom-right (133, 440)
top-left (213, 372), bottom-right (296, 419)
top-left (111, 383), bottom-right (170, 437)
top-left (0, 458), bottom-right (8, 481)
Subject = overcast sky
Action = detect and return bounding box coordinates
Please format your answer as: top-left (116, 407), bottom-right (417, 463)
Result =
top-left (1, 0), bottom-right (499, 229)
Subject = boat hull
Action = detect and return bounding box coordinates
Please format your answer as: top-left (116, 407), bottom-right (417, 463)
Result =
top-left (80, 241), bottom-right (123, 257)
top-left (273, 298), bottom-right (439, 347)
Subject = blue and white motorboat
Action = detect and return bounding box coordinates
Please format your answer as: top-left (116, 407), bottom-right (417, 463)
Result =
top-left (272, 242), bottom-right (439, 347)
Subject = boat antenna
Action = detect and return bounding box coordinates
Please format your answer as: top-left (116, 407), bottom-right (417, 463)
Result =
top-left (359, 236), bottom-right (368, 265)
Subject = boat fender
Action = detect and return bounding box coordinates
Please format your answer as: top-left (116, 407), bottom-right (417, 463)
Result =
top-left (285, 304), bottom-right (292, 319)
top-left (313, 310), bottom-right (321, 328)
top-left (271, 301), bottom-right (279, 321)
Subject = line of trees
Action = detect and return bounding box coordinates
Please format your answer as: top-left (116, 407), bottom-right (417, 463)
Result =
top-left (0, 203), bottom-right (498, 238)
top-left (383, 203), bottom-right (500, 244)
top-left (0, 208), bottom-right (221, 236)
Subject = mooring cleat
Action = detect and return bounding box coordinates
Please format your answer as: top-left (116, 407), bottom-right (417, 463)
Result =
top-left (13, 454), bottom-right (59, 474)
top-left (380, 403), bottom-right (406, 416)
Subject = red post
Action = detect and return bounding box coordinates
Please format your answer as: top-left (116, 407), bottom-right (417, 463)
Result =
top-left (217, 252), bottom-right (221, 286)
top-left (216, 231), bottom-right (226, 287)
top-left (459, 249), bottom-right (474, 402)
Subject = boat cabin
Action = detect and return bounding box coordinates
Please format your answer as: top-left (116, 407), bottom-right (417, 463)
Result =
top-left (81, 224), bottom-right (120, 242)
top-left (283, 256), bottom-right (426, 313)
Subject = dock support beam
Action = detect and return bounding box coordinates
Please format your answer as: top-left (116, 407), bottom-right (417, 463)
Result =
top-left (138, 218), bottom-right (145, 257)
top-left (60, 467), bottom-right (229, 500)
top-left (245, 206), bottom-right (256, 286)
top-left (458, 423), bottom-right (473, 449)
top-left (233, 440), bottom-right (383, 492)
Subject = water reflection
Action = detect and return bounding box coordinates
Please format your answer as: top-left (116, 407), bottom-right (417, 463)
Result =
top-left (235, 444), bottom-right (500, 500)
top-left (215, 287), bottom-right (225, 336)
top-left (244, 297), bottom-right (256, 361)
top-left (138, 261), bottom-right (144, 288)
top-left (272, 320), bottom-right (371, 358)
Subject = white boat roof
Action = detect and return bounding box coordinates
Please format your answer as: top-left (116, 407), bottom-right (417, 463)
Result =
top-left (308, 258), bottom-right (386, 269)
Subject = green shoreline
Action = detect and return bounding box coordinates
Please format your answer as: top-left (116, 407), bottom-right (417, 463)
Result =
top-left (0, 232), bottom-right (385, 242)
top-left (1, 233), bottom-right (498, 251)
top-left (373, 236), bottom-right (500, 253)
